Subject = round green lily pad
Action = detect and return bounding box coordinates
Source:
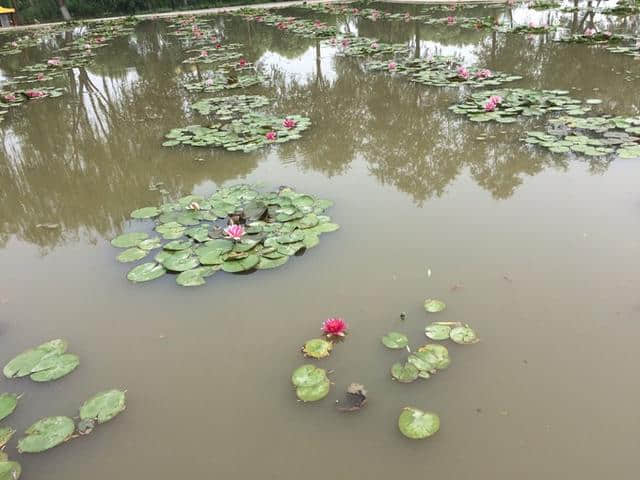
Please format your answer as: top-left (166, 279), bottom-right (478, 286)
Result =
top-left (0, 460), bottom-right (21, 480)
top-left (407, 352), bottom-right (436, 373)
top-left (221, 254), bottom-right (259, 273)
top-left (425, 323), bottom-right (451, 340)
top-left (130, 207), bottom-right (160, 219)
top-left (110, 232), bottom-right (149, 248)
top-left (424, 299), bottom-right (446, 313)
top-left (3, 339), bottom-right (68, 378)
top-left (296, 378), bottom-right (330, 402)
top-left (417, 344), bottom-right (451, 370)
top-left (398, 407), bottom-right (440, 439)
top-left (302, 339), bottom-right (333, 359)
top-left (79, 389), bottom-right (126, 424)
top-left (291, 364), bottom-right (327, 388)
top-left (138, 237), bottom-right (162, 250)
top-left (0, 393), bottom-right (18, 422)
top-left (391, 362), bottom-right (419, 383)
top-left (30, 354), bottom-right (80, 382)
top-left (450, 325), bottom-right (479, 344)
top-left (0, 426), bottom-right (16, 449)
top-left (256, 256), bottom-right (289, 269)
top-left (116, 247), bottom-right (148, 263)
top-left (163, 239), bottom-right (193, 251)
top-left (127, 262), bottom-right (166, 283)
top-left (162, 252), bottom-right (199, 272)
top-left (17, 416), bottom-right (75, 453)
top-left (176, 267), bottom-right (217, 287)
top-left (382, 332), bottom-right (408, 349)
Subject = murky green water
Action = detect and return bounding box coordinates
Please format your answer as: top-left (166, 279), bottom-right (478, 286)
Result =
top-left (1, 1), bottom-right (640, 478)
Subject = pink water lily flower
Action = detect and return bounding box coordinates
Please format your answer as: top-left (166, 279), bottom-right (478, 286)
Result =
top-left (36, 73), bottom-right (45, 81)
top-left (224, 224), bottom-right (245, 240)
top-left (457, 66), bottom-right (470, 80)
top-left (584, 28), bottom-right (596, 37)
top-left (238, 58), bottom-right (247, 67)
top-left (341, 38), bottom-right (350, 47)
top-left (603, 31), bottom-right (612, 37)
top-left (283, 118), bottom-right (297, 129)
top-left (475, 68), bottom-right (492, 79)
top-left (388, 61), bottom-right (397, 70)
top-left (528, 21), bottom-right (537, 28)
top-left (25, 90), bottom-right (44, 99)
top-left (484, 100), bottom-right (497, 112)
top-left (488, 95), bottom-right (503, 105)
top-left (322, 317), bottom-right (348, 337)
top-left (371, 42), bottom-right (379, 49)
top-left (205, 78), bottom-right (214, 86)
top-left (447, 16), bottom-right (456, 25)
top-left (47, 57), bottom-right (61, 66)
top-left (3, 93), bottom-right (17, 102)
top-left (265, 131), bottom-right (277, 140)
top-left (200, 50), bottom-right (208, 57)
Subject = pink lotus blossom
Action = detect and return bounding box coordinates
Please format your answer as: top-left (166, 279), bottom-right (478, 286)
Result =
top-left (215, 43), bottom-right (222, 49)
top-left (11, 41), bottom-right (17, 47)
top-left (341, 38), bottom-right (350, 47)
top-left (205, 78), bottom-right (214, 86)
top-left (265, 131), bottom-right (277, 140)
top-left (47, 57), bottom-right (61, 67)
top-left (603, 31), bottom-right (612, 37)
top-left (457, 66), bottom-right (470, 80)
top-left (238, 58), bottom-right (247, 67)
top-left (447, 16), bottom-right (456, 25)
top-left (200, 50), bottom-right (208, 57)
top-left (388, 61), bottom-right (397, 70)
top-left (371, 42), bottom-right (379, 49)
top-left (36, 73), bottom-right (45, 81)
top-left (475, 68), bottom-right (492, 79)
top-left (223, 224), bottom-right (245, 240)
top-left (488, 95), bottom-right (503, 105)
top-left (3, 93), bottom-right (17, 102)
top-left (584, 28), bottom-right (596, 37)
top-left (322, 317), bottom-right (348, 337)
top-left (25, 90), bottom-right (44, 99)
top-left (283, 118), bottom-right (297, 129)
top-left (484, 96), bottom-right (502, 112)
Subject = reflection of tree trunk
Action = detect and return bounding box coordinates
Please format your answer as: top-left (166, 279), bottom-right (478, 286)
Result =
top-left (315, 40), bottom-right (323, 86)
top-left (414, 22), bottom-right (420, 58)
top-left (57, 0), bottom-right (72, 21)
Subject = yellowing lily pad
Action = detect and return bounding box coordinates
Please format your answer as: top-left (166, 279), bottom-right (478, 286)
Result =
top-left (302, 338), bottom-right (333, 359)
top-left (424, 299), bottom-right (446, 313)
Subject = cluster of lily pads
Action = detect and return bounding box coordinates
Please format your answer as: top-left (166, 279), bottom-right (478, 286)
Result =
top-left (183, 72), bottom-right (265, 93)
top-left (234, 9), bottom-right (337, 38)
top-left (163, 94), bottom-right (310, 152)
top-left (0, 339), bottom-right (127, 476)
top-left (525, 115), bottom-right (640, 158)
top-left (110, 185), bottom-right (338, 286)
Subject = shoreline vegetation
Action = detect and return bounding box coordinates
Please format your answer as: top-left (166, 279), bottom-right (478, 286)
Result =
top-left (3, 0), bottom-right (507, 29)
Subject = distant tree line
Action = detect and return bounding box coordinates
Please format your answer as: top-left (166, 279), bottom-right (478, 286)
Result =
top-left (8, 0), bottom-right (286, 24)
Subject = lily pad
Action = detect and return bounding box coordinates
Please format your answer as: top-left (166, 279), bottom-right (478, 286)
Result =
top-left (175, 266), bottom-right (217, 287)
top-left (424, 299), bottom-right (446, 313)
top-left (398, 407), bottom-right (440, 439)
top-left (425, 323), bottom-right (451, 340)
top-left (4, 339), bottom-right (68, 378)
top-left (291, 364), bottom-right (327, 388)
top-left (79, 389), bottom-right (126, 424)
top-left (116, 247), bottom-right (147, 263)
top-left (296, 378), bottom-right (330, 402)
top-left (127, 262), bottom-right (166, 283)
top-left (0, 394), bottom-right (18, 421)
top-left (450, 325), bottom-right (479, 344)
top-left (130, 207), bottom-right (160, 219)
top-left (302, 338), bottom-right (333, 359)
top-left (17, 416), bottom-right (75, 453)
top-left (30, 354), bottom-right (80, 382)
top-left (110, 232), bottom-right (149, 248)
top-left (382, 332), bottom-right (409, 349)
top-left (0, 426), bottom-right (16, 448)
top-left (391, 362), bottom-right (419, 383)
top-left (161, 252), bottom-right (199, 272)
top-left (221, 254), bottom-right (259, 273)
top-left (0, 460), bottom-right (21, 480)
top-left (417, 344), bottom-right (451, 370)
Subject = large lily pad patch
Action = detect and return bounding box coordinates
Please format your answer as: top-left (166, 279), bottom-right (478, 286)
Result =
top-left (111, 185), bottom-right (338, 287)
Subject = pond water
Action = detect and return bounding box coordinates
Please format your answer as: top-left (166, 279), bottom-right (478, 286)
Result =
top-left (1, 1), bottom-right (640, 478)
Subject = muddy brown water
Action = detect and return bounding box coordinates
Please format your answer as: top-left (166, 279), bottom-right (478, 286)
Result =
top-left (1, 2), bottom-right (640, 479)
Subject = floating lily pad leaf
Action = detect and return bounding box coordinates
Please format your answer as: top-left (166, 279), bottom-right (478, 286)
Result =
top-left (291, 364), bottom-right (327, 388)
top-left (176, 266), bottom-right (217, 287)
top-left (0, 426), bottom-right (16, 448)
top-left (417, 344), bottom-right (451, 370)
top-left (302, 338), bottom-right (333, 359)
top-left (130, 207), bottom-right (160, 219)
top-left (296, 378), bottom-right (330, 402)
top-left (424, 299), bottom-right (446, 313)
top-left (314, 222), bottom-right (340, 233)
top-left (425, 323), bottom-right (452, 340)
top-left (185, 225), bottom-right (210, 243)
top-left (116, 247), bottom-right (147, 263)
top-left (3, 339), bottom-right (68, 378)
top-left (163, 252), bottom-right (199, 272)
top-left (127, 262), bottom-right (166, 282)
top-left (450, 325), bottom-right (479, 344)
top-left (110, 232), bottom-right (149, 248)
top-left (79, 389), bottom-right (126, 424)
top-left (0, 459), bottom-right (21, 480)
top-left (163, 239), bottom-right (193, 251)
top-left (155, 222), bottom-right (186, 240)
top-left (382, 332), bottom-right (409, 349)
top-left (17, 416), bottom-right (75, 453)
top-left (256, 256), bottom-right (288, 269)
top-left (398, 407), bottom-right (440, 439)
top-left (221, 254), bottom-right (259, 273)
top-left (137, 237), bottom-right (162, 250)
top-left (0, 394), bottom-right (19, 421)
top-left (30, 354), bottom-right (79, 382)
top-left (391, 362), bottom-right (419, 383)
